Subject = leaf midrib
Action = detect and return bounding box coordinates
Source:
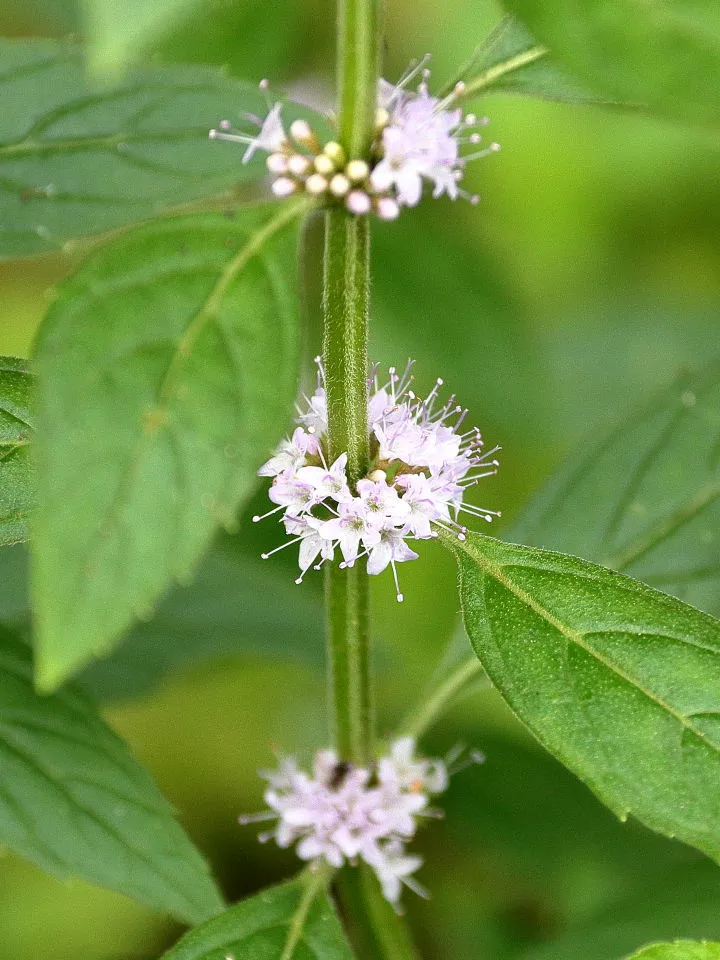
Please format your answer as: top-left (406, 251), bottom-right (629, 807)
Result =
top-left (458, 537), bottom-right (718, 751)
top-left (59, 200), bottom-right (307, 612)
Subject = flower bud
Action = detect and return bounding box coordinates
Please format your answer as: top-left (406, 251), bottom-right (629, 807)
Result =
top-left (323, 141), bottom-right (346, 167)
top-left (329, 174), bottom-right (351, 198)
top-left (287, 153), bottom-right (311, 177)
top-left (305, 173), bottom-right (329, 196)
top-left (346, 159), bottom-right (370, 184)
top-left (314, 154), bottom-right (336, 176)
top-left (271, 177), bottom-right (297, 198)
top-left (289, 118), bottom-right (321, 153)
top-left (346, 190), bottom-right (372, 215)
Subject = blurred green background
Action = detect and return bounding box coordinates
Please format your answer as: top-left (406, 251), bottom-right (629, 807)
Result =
top-left (1, 0), bottom-right (719, 958)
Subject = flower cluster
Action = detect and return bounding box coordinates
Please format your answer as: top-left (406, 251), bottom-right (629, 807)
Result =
top-left (255, 360), bottom-right (500, 601)
top-left (240, 738), bottom-right (450, 905)
top-left (209, 60), bottom-right (499, 218)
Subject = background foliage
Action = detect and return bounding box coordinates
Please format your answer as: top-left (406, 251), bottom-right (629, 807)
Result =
top-left (0, 0), bottom-right (718, 957)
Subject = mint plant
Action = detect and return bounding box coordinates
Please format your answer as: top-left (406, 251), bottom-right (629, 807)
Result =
top-left (0, 0), bottom-right (719, 957)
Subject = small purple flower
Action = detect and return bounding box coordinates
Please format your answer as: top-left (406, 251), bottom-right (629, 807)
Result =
top-left (255, 359), bottom-right (500, 601)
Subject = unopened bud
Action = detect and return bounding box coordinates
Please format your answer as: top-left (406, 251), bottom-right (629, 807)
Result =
top-left (289, 118), bottom-right (321, 153)
top-left (266, 153), bottom-right (288, 174)
top-left (376, 196), bottom-right (400, 221)
top-left (329, 173), bottom-right (351, 197)
top-left (287, 154), bottom-right (311, 177)
top-left (271, 177), bottom-right (297, 198)
top-left (305, 173), bottom-right (329, 196)
top-left (346, 159), bottom-right (370, 184)
top-left (346, 190), bottom-right (371, 215)
top-left (374, 107), bottom-right (390, 131)
top-left (314, 154), bottom-right (335, 176)
top-left (323, 141), bottom-right (346, 166)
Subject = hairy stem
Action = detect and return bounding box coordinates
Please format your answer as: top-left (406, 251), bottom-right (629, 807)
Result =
top-left (336, 0), bottom-right (381, 158)
top-left (336, 866), bottom-right (421, 960)
top-left (324, 1), bottom-right (419, 954)
top-left (323, 210), bottom-right (370, 484)
top-left (323, 0), bottom-right (378, 770)
top-left (326, 558), bottom-right (372, 763)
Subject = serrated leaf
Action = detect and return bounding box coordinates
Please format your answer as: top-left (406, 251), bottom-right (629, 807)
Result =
top-left (32, 202), bottom-right (306, 690)
top-left (82, 0), bottom-right (204, 76)
top-left (0, 532), bottom-right (323, 702)
top-left (0, 39), bottom-right (281, 258)
top-left (509, 362), bottom-right (720, 619)
top-left (160, 875), bottom-right (354, 960)
top-left (0, 626), bottom-right (224, 923)
top-left (451, 531), bottom-right (720, 865)
top-left (0, 357), bottom-right (34, 546)
top-left (624, 943), bottom-right (720, 960)
top-left (446, 16), bottom-right (626, 106)
top-left (502, 0), bottom-right (720, 124)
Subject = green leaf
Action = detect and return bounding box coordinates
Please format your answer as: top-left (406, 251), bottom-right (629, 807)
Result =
top-left (81, 0), bottom-right (204, 76)
top-left (32, 202), bottom-right (306, 691)
top-left (502, 0), bottom-right (720, 124)
top-left (0, 625), bottom-right (224, 923)
top-left (80, 529), bottom-right (324, 700)
top-left (0, 357), bottom-right (34, 546)
top-left (451, 531), bottom-right (720, 865)
top-left (0, 39), bottom-right (275, 258)
top-left (0, 532), bottom-right (323, 702)
top-left (447, 16), bottom-right (626, 106)
top-left (624, 943), bottom-right (720, 960)
top-left (509, 362), bottom-right (720, 619)
top-left (159, 874), bottom-right (354, 960)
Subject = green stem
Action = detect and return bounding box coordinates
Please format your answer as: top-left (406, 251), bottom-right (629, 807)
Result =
top-left (401, 656), bottom-right (485, 740)
top-left (322, 209), bottom-right (373, 766)
top-left (336, 866), bottom-right (420, 960)
top-left (326, 559), bottom-right (372, 763)
top-left (336, 0), bottom-right (381, 158)
top-left (323, 209), bottom-right (370, 484)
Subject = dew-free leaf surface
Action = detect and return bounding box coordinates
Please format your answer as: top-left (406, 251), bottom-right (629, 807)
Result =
top-left (452, 532), bottom-right (720, 864)
top-left (0, 39), bottom-right (279, 258)
top-left (624, 942), bottom-right (720, 960)
top-left (502, 0), bottom-right (720, 123)
top-left (446, 16), bottom-right (628, 106)
top-left (510, 363), bottom-right (720, 618)
top-left (82, 0), bottom-right (205, 76)
top-left (32, 202), bottom-right (304, 690)
top-left (0, 357), bottom-right (34, 546)
top-left (0, 627), bottom-right (224, 923)
top-left (160, 876), bottom-right (354, 960)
